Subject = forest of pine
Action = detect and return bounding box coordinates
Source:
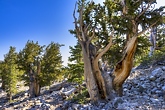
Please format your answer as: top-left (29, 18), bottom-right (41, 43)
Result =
top-left (0, 0), bottom-right (165, 109)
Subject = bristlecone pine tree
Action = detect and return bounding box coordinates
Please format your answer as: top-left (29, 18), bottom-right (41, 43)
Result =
top-left (17, 40), bottom-right (62, 98)
top-left (2, 46), bottom-right (18, 101)
top-left (71, 0), bottom-right (165, 102)
top-left (17, 40), bottom-right (43, 97)
top-left (40, 42), bottom-right (63, 87)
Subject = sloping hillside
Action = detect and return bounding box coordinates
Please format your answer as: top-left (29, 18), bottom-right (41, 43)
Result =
top-left (0, 64), bottom-right (165, 110)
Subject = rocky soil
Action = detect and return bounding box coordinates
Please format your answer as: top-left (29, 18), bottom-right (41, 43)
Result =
top-left (0, 64), bottom-right (165, 110)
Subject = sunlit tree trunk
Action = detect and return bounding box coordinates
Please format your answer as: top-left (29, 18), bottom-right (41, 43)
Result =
top-left (112, 36), bottom-right (138, 96)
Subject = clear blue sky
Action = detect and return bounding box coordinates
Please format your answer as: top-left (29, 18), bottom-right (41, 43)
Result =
top-left (0, 0), bottom-right (77, 66)
top-left (0, 0), bottom-right (164, 66)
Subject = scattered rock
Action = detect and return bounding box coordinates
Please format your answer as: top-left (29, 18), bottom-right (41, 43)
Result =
top-left (161, 66), bottom-right (165, 71)
top-left (149, 75), bottom-right (156, 81)
top-left (138, 85), bottom-right (146, 93)
top-left (1, 64), bottom-right (165, 110)
top-left (72, 104), bottom-right (80, 110)
top-left (113, 97), bottom-right (124, 108)
top-left (151, 68), bottom-right (162, 77)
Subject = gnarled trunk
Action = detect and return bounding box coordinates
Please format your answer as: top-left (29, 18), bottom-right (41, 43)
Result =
top-left (93, 57), bottom-right (115, 100)
top-left (29, 72), bottom-right (40, 97)
top-left (29, 59), bottom-right (40, 98)
top-left (81, 42), bottom-right (100, 102)
top-left (73, 1), bottom-right (140, 102)
top-left (112, 37), bottom-right (138, 96)
top-left (81, 42), bottom-right (115, 102)
top-left (81, 38), bottom-right (138, 102)
top-left (73, 0), bottom-right (160, 103)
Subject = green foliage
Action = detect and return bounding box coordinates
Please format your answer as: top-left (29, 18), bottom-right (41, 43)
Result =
top-left (103, 35), bottom-right (125, 67)
top-left (68, 44), bottom-right (82, 63)
top-left (67, 43), bottom-right (84, 84)
top-left (68, 86), bottom-right (89, 104)
top-left (17, 40), bottom-right (63, 87)
top-left (40, 42), bottom-right (63, 87)
top-left (135, 25), bottom-right (165, 66)
top-left (138, 46), bottom-right (165, 67)
top-left (1, 46), bottom-right (18, 101)
top-left (71, 0), bottom-right (165, 68)
top-left (134, 34), bottom-right (151, 66)
top-left (17, 40), bottom-right (44, 85)
top-left (66, 63), bottom-right (84, 84)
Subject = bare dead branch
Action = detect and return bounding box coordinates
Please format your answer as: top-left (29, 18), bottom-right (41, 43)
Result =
top-left (135, 0), bottom-right (155, 21)
top-left (79, 5), bottom-right (83, 30)
top-left (73, 2), bottom-right (82, 41)
top-left (79, 3), bottom-right (87, 41)
top-left (86, 28), bottom-right (95, 56)
top-left (73, 2), bottom-right (77, 20)
top-left (95, 32), bottom-right (114, 61)
top-left (85, 22), bottom-right (93, 33)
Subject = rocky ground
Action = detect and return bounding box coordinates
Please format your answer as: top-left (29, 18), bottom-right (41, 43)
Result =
top-left (0, 64), bottom-right (165, 110)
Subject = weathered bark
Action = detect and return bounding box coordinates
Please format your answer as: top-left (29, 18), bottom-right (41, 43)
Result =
top-left (92, 58), bottom-right (107, 99)
top-left (112, 36), bottom-right (138, 96)
top-left (34, 58), bottom-right (41, 97)
top-left (80, 40), bottom-right (115, 102)
top-left (73, 2), bottom-right (116, 102)
top-left (72, 0), bottom-right (162, 103)
top-left (29, 69), bottom-right (35, 98)
top-left (29, 59), bottom-right (40, 98)
top-left (81, 42), bottom-right (100, 102)
top-left (93, 59), bottom-right (115, 100)
top-left (49, 80), bottom-right (67, 91)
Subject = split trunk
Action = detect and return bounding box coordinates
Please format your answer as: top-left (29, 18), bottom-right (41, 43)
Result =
top-left (81, 37), bottom-right (138, 102)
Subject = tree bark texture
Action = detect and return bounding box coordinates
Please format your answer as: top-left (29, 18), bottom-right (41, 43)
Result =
top-left (81, 42), bottom-right (100, 102)
top-left (29, 69), bottom-right (35, 98)
top-left (112, 36), bottom-right (138, 96)
top-left (81, 37), bottom-right (138, 101)
top-left (34, 58), bottom-right (41, 97)
top-left (81, 42), bottom-right (115, 102)
top-left (29, 60), bottom-right (40, 98)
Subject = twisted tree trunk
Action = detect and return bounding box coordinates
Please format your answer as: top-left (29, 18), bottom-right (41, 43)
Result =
top-left (80, 37), bottom-right (138, 102)
top-left (73, 1), bottom-right (156, 103)
top-left (112, 37), bottom-right (138, 96)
